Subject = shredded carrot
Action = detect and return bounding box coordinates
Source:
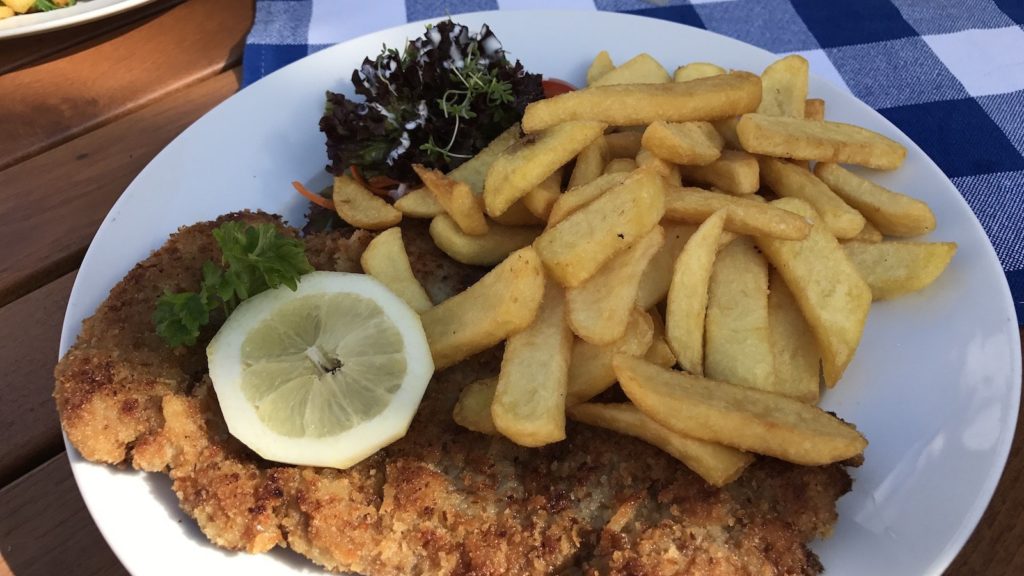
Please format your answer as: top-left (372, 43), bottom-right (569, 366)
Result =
top-left (350, 165), bottom-right (394, 197)
top-left (292, 181), bottom-right (334, 210)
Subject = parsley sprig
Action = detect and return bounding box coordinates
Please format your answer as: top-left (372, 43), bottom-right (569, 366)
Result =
top-left (153, 222), bottom-right (313, 347)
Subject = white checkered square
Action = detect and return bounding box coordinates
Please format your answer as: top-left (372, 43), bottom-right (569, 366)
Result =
top-left (308, 0), bottom-right (408, 45)
top-left (924, 26), bottom-right (1024, 97)
top-left (786, 48), bottom-right (852, 95)
top-left (498, 0), bottom-right (597, 9)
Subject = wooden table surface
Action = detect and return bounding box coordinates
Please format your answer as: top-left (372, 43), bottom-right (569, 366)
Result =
top-left (0, 1), bottom-right (1020, 574)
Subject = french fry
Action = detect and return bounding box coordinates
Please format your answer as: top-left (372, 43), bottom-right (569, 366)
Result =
top-left (414, 165), bottom-right (489, 236)
top-left (490, 200), bottom-right (545, 227)
top-left (3, 0), bottom-right (32, 14)
top-left (605, 131), bottom-right (643, 159)
top-left (587, 50), bottom-right (615, 85)
top-left (843, 241), bottom-right (957, 300)
top-left (448, 123), bottom-right (523, 195)
top-left (757, 55), bottom-right (808, 118)
top-left (567, 227), bottom-right (665, 345)
top-left (522, 72), bottom-right (762, 133)
top-left (665, 210), bottom-right (727, 375)
top-left (704, 237), bottom-right (775, 392)
top-left (636, 222), bottom-right (696, 310)
top-left (644, 308), bottom-right (677, 367)
top-left (754, 198), bottom-right (871, 386)
top-left (674, 62), bottom-right (726, 83)
top-left (678, 149), bottom-right (759, 195)
top-left (566, 309), bottom-right (654, 406)
top-left (805, 98), bottom-right (825, 121)
top-left (736, 113), bottom-right (907, 170)
top-left (568, 137), bottom-right (611, 189)
top-left (359, 227), bottom-right (433, 313)
top-left (535, 168), bottom-right (665, 287)
top-left (332, 174), bottom-right (402, 230)
top-left (590, 53), bottom-right (671, 87)
top-left (453, 378), bottom-right (498, 435)
top-left (768, 270), bottom-right (820, 404)
top-left (422, 247), bottom-right (545, 370)
top-left (568, 403), bottom-right (753, 487)
top-left (636, 148), bottom-right (682, 187)
top-left (759, 156), bottom-right (866, 239)
top-left (395, 188), bottom-right (442, 218)
top-left (485, 120), bottom-right (606, 217)
top-left (429, 214), bottom-right (540, 266)
top-left (614, 356), bottom-right (867, 466)
top-left (522, 169), bottom-right (562, 220)
top-left (603, 158), bottom-right (637, 174)
top-left (492, 281), bottom-right (573, 447)
top-left (663, 186), bottom-right (811, 240)
top-left (846, 219), bottom-right (883, 243)
top-left (548, 172), bottom-right (629, 227)
top-left (814, 162), bottom-right (936, 237)
top-left (642, 121), bottom-right (724, 166)
top-left (712, 117), bottom-right (742, 149)
top-left (0, 6), bottom-right (14, 18)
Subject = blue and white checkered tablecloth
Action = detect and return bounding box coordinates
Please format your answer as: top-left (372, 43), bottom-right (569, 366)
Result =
top-left (244, 0), bottom-right (1024, 323)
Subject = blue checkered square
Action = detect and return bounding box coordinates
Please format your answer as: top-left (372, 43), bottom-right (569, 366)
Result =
top-left (978, 90), bottom-right (1024, 158)
top-left (791, 0), bottom-right (917, 48)
top-left (595, 0), bottom-right (693, 9)
top-left (993, 0), bottom-right (1024, 25)
top-left (952, 170), bottom-right (1024, 271)
top-left (406, 0), bottom-right (499, 21)
top-left (248, 0), bottom-right (312, 45)
top-left (882, 99), bottom-right (1024, 178)
top-left (889, 0), bottom-right (1015, 35)
top-left (694, 0), bottom-right (818, 53)
top-left (625, 4), bottom-right (704, 29)
top-left (826, 37), bottom-right (968, 108)
top-left (1007, 269), bottom-right (1024, 322)
top-left (242, 44), bottom-right (310, 87)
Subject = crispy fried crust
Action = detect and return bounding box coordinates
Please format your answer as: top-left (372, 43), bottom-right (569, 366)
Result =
top-left (55, 213), bottom-right (852, 575)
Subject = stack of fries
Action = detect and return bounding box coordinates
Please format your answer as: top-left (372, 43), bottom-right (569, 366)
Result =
top-left (337, 52), bottom-right (957, 486)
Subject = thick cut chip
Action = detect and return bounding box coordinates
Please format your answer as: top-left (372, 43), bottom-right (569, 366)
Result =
top-left (421, 247), bottom-right (545, 370)
top-left (754, 198), bottom-right (871, 386)
top-left (587, 50), bottom-right (615, 85)
top-left (414, 165), bottom-right (489, 236)
top-left (737, 113), bottom-right (906, 170)
top-left (448, 123), bottom-right (523, 195)
top-left (704, 237), bottom-right (775, 392)
top-left (678, 149), bottom-right (759, 195)
top-left (485, 121), bottom-right (607, 217)
top-left (712, 117), bottom-right (742, 149)
top-left (846, 219), bottom-right (883, 243)
top-left (453, 378), bottom-right (498, 435)
top-left (589, 53), bottom-right (671, 87)
top-left (332, 175), bottom-right (402, 230)
top-left (644, 308), bottom-right (677, 367)
top-left (535, 168), bottom-right (665, 287)
top-left (757, 55), bottom-right (809, 118)
top-left (759, 157), bottom-right (865, 239)
top-left (569, 403), bottom-right (753, 487)
top-left (394, 188), bottom-right (442, 218)
top-left (843, 241), bottom-right (957, 300)
top-left (614, 356), bottom-right (867, 466)
top-left (665, 210), bottom-right (727, 375)
top-left (636, 148), bottom-right (682, 187)
top-left (548, 172), bottom-right (630, 227)
top-left (522, 72), bottom-right (762, 133)
top-left (490, 200), bottom-right (544, 227)
top-left (566, 309), bottom-right (654, 406)
top-left (768, 270), bottom-right (820, 404)
top-left (567, 227), bottom-right (665, 345)
top-left (805, 98), bottom-right (825, 121)
top-left (568, 136), bottom-right (611, 189)
top-left (603, 158), bottom-right (637, 174)
top-left (636, 222), bottom-right (697, 310)
top-left (492, 281), bottom-right (573, 447)
top-left (663, 186), bottom-right (810, 240)
top-left (359, 227), bottom-right (433, 313)
top-left (814, 162), bottom-right (936, 237)
top-left (642, 121), bottom-right (724, 166)
top-left (674, 62), bottom-right (726, 83)
top-left (605, 131), bottom-right (643, 159)
top-left (429, 215), bottom-right (540, 266)
top-left (522, 169), bottom-right (562, 220)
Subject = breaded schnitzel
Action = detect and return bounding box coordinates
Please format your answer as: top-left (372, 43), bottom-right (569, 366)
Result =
top-left (55, 212), bottom-right (852, 575)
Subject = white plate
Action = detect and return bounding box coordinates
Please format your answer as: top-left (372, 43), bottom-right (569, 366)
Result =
top-left (0, 0), bottom-right (157, 40)
top-left (59, 10), bottom-right (1021, 576)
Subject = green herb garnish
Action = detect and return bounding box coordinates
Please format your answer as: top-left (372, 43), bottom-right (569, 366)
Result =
top-left (33, 0), bottom-right (77, 11)
top-left (154, 222), bottom-right (313, 347)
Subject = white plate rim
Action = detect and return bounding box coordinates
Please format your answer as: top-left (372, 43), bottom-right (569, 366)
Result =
top-left (0, 0), bottom-right (158, 40)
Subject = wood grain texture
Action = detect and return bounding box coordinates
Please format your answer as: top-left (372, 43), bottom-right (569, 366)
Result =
top-left (0, 0), bottom-right (252, 172)
top-left (0, 454), bottom-right (126, 576)
top-left (0, 272), bottom-right (74, 488)
top-left (0, 0), bottom-right (181, 75)
top-left (0, 68), bottom-right (241, 308)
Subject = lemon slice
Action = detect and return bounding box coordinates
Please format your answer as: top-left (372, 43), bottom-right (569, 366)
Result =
top-left (207, 271), bottom-right (434, 469)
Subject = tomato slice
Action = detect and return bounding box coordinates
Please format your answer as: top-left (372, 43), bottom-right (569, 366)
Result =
top-left (542, 78), bottom-right (577, 98)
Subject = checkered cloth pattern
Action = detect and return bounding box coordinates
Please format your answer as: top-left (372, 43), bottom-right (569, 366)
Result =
top-left (245, 0), bottom-right (1024, 323)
